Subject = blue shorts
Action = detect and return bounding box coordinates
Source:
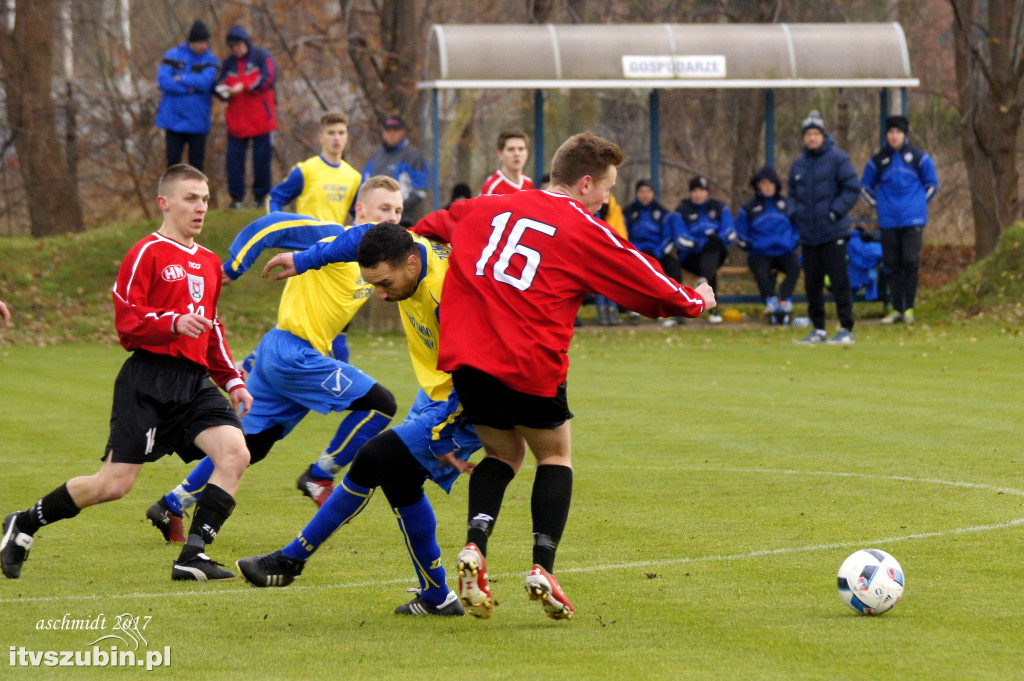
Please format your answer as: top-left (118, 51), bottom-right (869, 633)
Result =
top-left (242, 327), bottom-right (378, 437)
top-left (393, 390), bottom-right (481, 493)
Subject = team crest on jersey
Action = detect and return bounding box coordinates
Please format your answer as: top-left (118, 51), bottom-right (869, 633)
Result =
top-left (187, 273), bottom-right (205, 302)
top-left (161, 264), bottom-right (186, 282)
top-left (904, 152), bottom-right (914, 163)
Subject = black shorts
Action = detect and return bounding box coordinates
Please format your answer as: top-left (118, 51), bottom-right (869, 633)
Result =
top-left (451, 366), bottom-right (573, 431)
top-left (105, 351), bottom-right (242, 465)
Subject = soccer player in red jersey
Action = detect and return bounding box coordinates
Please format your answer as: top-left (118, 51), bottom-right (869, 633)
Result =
top-left (412, 131), bottom-right (715, 620)
top-left (479, 129), bottom-right (534, 196)
top-left (1, 164), bottom-right (252, 582)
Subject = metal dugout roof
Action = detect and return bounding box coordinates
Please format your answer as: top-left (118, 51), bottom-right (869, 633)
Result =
top-left (418, 23), bottom-right (919, 206)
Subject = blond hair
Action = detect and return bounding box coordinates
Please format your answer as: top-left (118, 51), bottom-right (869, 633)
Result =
top-left (158, 164), bottom-right (208, 197)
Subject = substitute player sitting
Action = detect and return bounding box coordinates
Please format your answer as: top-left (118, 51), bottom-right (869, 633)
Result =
top-left (234, 222), bottom-right (479, 616)
top-left (2, 164), bottom-right (252, 581)
top-left (145, 177), bottom-right (405, 543)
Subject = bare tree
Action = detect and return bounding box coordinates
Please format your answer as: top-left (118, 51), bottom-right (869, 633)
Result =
top-left (344, 0), bottom-right (420, 126)
top-left (950, 0), bottom-right (1024, 259)
top-left (0, 0), bottom-right (84, 236)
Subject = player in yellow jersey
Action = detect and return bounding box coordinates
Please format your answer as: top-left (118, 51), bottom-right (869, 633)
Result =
top-left (268, 111), bottom-right (362, 225)
top-left (235, 223), bottom-right (479, 616)
top-left (145, 178), bottom-right (404, 542)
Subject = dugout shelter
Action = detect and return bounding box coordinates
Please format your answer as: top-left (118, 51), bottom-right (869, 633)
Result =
top-left (417, 22), bottom-right (919, 209)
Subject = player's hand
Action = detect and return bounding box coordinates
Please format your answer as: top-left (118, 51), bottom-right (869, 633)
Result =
top-left (0, 300), bottom-right (9, 327)
top-left (221, 270), bottom-right (232, 286)
top-left (694, 282), bottom-right (717, 310)
top-left (230, 387), bottom-right (253, 419)
top-left (174, 313), bottom-right (214, 338)
top-left (436, 452), bottom-right (476, 474)
top-left (262, 253), bottom-right (297, 279)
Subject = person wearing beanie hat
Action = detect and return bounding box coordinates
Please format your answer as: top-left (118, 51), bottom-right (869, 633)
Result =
top-left (860, 114), bottom-right (939, 325)
top-left (735, 166), bottom-right (801, 325)
top-left (663, 175), bottom-right (737, 323)
top-left (217, 26), bottom-right (278, 208)
top-left (155, 19), bottom-right (220, 170)
top-left (789, 109), bottom-right (861, 344)
top-left (623, 179), bottom-right (673, 324)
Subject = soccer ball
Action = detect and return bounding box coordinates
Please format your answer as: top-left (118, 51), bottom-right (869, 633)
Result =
top-left (837, 549), bottom-right (904, 615)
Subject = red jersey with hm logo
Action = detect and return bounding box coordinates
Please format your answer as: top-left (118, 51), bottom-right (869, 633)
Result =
top-left (112, 232), bottom-right (243, 391)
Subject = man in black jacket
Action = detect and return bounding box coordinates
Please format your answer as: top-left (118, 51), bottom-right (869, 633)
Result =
top-left (788, 110), bottom-right (860, 344)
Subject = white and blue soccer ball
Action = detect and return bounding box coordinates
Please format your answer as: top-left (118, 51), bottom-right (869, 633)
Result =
top-left (837, 549), bottom-right (904, 615)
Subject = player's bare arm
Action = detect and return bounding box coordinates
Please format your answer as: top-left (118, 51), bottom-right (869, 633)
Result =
top-left (262, 252), bottom-right (297, 279)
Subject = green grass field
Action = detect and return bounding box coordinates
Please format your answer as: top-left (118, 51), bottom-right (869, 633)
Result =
top-left (2, 323), bottom-right (1023, 680)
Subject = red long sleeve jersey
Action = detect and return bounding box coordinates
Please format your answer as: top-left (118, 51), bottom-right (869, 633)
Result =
top-left (412, 190), bottom-right (707, 397)
top-left (112, 232), bottom-right (244, 392)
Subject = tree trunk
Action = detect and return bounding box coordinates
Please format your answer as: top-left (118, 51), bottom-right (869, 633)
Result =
top-left (0, 0), bottom-right (84, 236)
top-left (729, 89), bottom-right (764, 212)
top-left (950, 0), bottom-right (1024, 259)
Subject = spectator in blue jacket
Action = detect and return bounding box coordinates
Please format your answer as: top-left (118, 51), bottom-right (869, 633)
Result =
top-left (735, 166), bottom-right (800, 325)
top-left (664, 175), bottom-right (736, 323)
top-left (624, 179), bottom-right (674, 270)
top-left (860, 115), bottom-right (938, 325)
top-left (155, 20), bottom-right (220, 171)
top-left (789, 111), bottom-right (861, 344)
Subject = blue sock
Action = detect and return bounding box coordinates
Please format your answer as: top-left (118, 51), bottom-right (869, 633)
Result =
top-left (164, 457), bottom-right (216, 514)
top-left (282, 476), bottom-right (374, 561)
top-left (311, 409), bottom-right (392, 479)
top-left (394, 496), bottom-right (448, 606)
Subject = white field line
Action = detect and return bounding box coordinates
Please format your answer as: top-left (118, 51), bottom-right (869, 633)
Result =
top-left (3, 468), bottom-right (1021, 605)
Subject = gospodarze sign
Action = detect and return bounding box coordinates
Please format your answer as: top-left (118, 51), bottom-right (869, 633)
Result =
top-left (623, 55), bottom-right (727, 79)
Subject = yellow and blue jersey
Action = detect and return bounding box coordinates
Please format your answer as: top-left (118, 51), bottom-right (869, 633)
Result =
top-left (293, 225), bottom-right (477, 488)
top-left (294, 225), bottom-right (452, 400)
top-left (269, 155), bottom-right (361, 226)
top-left (222, 213), bottom-right (373, 355)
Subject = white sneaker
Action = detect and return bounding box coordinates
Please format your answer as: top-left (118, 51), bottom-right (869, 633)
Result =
top-left (880, 311), bottom-right (904, 324)
top-left (828, 329), bottom-right (855, 344)
top-left (708, 313), bottom-right (723, 324)
top-left (797, 329), bottom-right (828, 344)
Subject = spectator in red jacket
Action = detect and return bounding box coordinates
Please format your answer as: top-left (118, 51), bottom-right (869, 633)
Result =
top-left (217, 25), bottom-right (277, 209)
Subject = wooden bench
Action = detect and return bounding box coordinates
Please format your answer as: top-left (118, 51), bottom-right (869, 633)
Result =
top-left (708, 265), bottom-right (886, 306)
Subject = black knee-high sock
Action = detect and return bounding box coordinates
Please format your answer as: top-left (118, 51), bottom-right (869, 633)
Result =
top-left (466, 457), bottom-right (516, 556)
top-left (531, 464), bottom-right (573, 572)
top-left (179, 483), bottom-right (235, 560)
top-left (17, 483), bottom-right (81, 535)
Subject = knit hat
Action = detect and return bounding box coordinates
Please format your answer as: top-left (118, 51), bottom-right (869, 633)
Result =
top-left (801, 109), bottom-right (826, 135)
top-left (885, 115), bottom-right (909, 134)
top-left (187, 20), bottom-right (210, 43)
top-left (635, 179), bottom-right (653, 193)
top-left (689, 175), bottom-right (710, 192)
